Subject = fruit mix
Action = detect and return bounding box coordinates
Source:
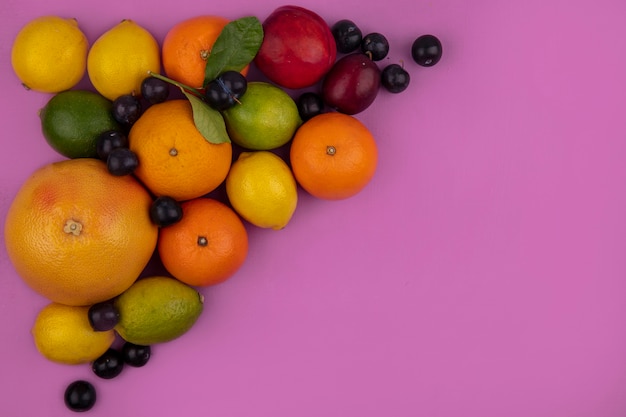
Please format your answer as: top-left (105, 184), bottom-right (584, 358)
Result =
top-left (7, 5), bottom-right (442, 412)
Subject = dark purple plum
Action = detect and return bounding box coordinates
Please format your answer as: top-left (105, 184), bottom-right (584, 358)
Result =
top-left (321, 53), bottom-right (381, 115)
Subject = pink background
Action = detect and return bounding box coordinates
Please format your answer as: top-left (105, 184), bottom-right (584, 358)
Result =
top-left (2, 0), bottom-right (626, 416)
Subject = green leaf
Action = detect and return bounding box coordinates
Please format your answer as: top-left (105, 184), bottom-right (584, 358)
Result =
top-left (181, 89), bottom-right (230, 144)
top-left (203, 16), bottom-right (264, 87)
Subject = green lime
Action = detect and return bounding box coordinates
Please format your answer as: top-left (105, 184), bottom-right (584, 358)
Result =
top-left (222, 81), bottom-right (302, 150)
top-left (40, 89), bottom-right (122, 158)
top-left (114, 276), bottom-right (204, 345)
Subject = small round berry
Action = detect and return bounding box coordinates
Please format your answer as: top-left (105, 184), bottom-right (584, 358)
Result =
top-left (331, 19), bottom-right (362, 54)
top-left (205, 79), bottom-right (236, 111)
top-left (361, 32), bottom-right (389, 61)
top-left (122, 342), bottom-right (151, 367)
top-left (64, 380), bottom-right (96, 412)
top-left (381, 64), bottom-right (411, 93)
top-left (107, 148), bottom-right (139, 176)
top-left (141, 77), bottom-right (170, 104)
top-left (149, 196), bottom-right (183, 227)
top-left (411, 34), bottom-right (443, 67)
top-left (297, 92), bottom-right (324, 121)
top-left (92, 348), bottom-right (124, 379)
top-left (218, 71), bottom-right (247, 100)
top-left (112, 94), bottom-right (142, 126)
top-left (87, 301), bottom-right (120, 331)
top-left (96, 130), bottom-right (128, 161)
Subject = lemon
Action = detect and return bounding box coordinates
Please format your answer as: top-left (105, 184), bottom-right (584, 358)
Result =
top-left (226, 151), bottom-right (298, 230)
top-left (87, 19), bottom-right (160, 100)
top-left (32, 303), bottom-right (115, 365)
top-left (11, 16), bottom-right (88, 93)
top-left (114, 276), bottom-right (204, 345)
top-left (40, 90), bottom-right (122, 158)
top-left (222, 82), bottom-right (302, 150)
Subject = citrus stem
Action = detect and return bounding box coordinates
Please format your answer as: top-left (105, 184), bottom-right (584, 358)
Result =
top-left (63, 219), bottom-right (82, 236)
top-left (147, 71), bottom-right (204, 97)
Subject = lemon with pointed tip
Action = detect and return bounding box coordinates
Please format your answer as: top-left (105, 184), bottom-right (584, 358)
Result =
top-left (32, 302), bottom-right (115, 365)
top-left (226, 151), bottom-right (298, 230)
top-left (11, 16), bottom-right (88, 93)
top-left (87, 19), bottom-right (160, 100)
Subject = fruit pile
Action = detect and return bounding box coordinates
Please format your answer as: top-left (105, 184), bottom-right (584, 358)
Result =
top-left (6, 5), bottom-right (441, 412)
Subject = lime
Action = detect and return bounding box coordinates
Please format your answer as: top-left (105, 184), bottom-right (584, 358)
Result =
top-left (32, 302), bottom-right (115, 365)
top-left (11, 16), bottom-right (88, 93)
top-left (40, 90), bottom-right (122, 159)
top-left (114, 276), bottom-right (204, 345)
top-left (222, 82), bottom-right (302, 150)
top-left (225, 151), bottom-right (298, 230)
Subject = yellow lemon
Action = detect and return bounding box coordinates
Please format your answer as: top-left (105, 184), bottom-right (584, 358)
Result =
top-left (32, 303), bottom-right (115, 365)
top-left (226, 151), bottom-right (298, 230)
top-left (11, 16), bottom-right (88, 93)
top-left (87, 19), bottom-right (160, 100)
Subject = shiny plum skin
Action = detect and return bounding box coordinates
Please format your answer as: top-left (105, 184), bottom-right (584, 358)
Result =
top-left (321, 53), bottom-right (381, 115)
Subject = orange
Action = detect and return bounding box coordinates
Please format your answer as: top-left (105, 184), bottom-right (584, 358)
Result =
top-left (162, 15), bottom-right (249, 89)
top-left (3, 158), bottom-right (158, 306)
top-left (128, 99), bottom-right (232, 201)
top-left (289, 112), bottom-right (378, 200)
top-left (157, 198), bottom-right (248, 287)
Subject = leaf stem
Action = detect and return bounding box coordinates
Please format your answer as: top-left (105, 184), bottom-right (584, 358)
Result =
top-left (147, 71), bottom-right (204, 97)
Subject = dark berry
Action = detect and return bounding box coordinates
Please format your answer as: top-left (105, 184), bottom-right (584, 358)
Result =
top-left (122, 342), bottom-right (151, 367)
top-left (88, 301), bottom-right (119, 331)
top-left (92, 348), bottom-right (124, 379)
top-left (331, 19), bottom-right (362, 54)
top-left (218, 71), bottom-right (247, 99)
top-left (205, 80), bottom-right (235, 111)
top-left (107, 148), bottom-right (138, 176)
top-left (141, 77), bottom-right (170, 104)
top-left (297, 92), bottom-right (324, 121)
top-left (96, 130), bottom-right (128, 161)
top-left (361, 32), bottom-right (389, 61)
top-left (381, 64), bottom-right (410, 93)
top-left (411, 34), bottom-right (442, 67)
top-left (112, 94), bottom-right (142, 126)
top-left (205, 71), bottom-right (248, 111)
top-left (149, 196), bottom-right (183, 227)
top-left (64, 380), bottom-right (96, 412)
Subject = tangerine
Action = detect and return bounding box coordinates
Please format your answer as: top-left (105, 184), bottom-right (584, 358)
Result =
top-left (157, 198), bottom-right (248, 287)
top-left (162, 15), bottom-right (249, 89)
top-left (3, 158), bottom-right (158, 306)
top-left (289, 112), bottom-right (378, 200)
top-left (128, 99), bottom-right (232, 201)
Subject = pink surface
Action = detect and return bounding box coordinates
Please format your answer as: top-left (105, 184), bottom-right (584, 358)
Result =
top-left (2, 0), bottom-right (626, 416)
